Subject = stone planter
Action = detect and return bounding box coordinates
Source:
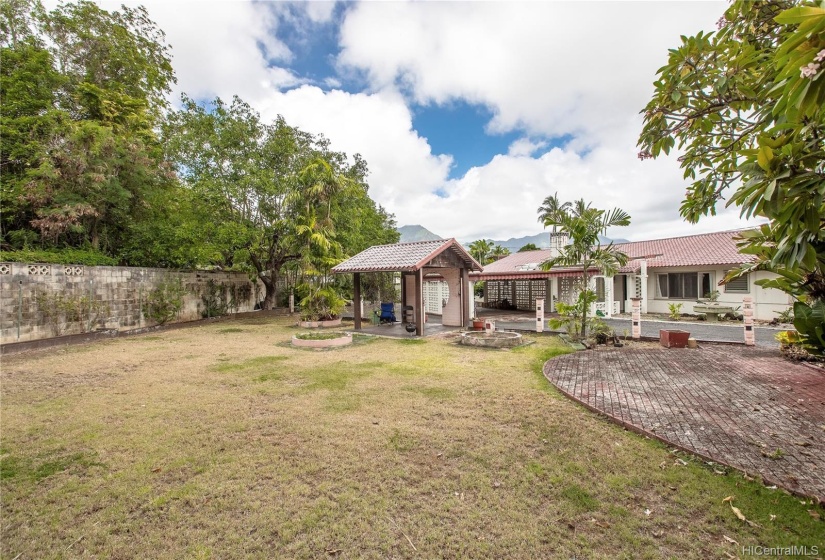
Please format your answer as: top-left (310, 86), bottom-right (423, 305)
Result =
top-left (660, 329), bottom-right (690, 348)
top-left (460, 331), bottom-right (523, 349)
top-left (693, 304), bottom-right (736, 322)
top-left (297, 317), bottom-right (343, 329)
top-left (291, 332), bottom-right (352, 348)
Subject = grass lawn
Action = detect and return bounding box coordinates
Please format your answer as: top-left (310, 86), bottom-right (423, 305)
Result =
top-left (1, 316), bottom-right (822, 558)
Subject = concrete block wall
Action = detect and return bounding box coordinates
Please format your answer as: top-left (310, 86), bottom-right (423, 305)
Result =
top-left (0, 263), bottom-right (262, 344)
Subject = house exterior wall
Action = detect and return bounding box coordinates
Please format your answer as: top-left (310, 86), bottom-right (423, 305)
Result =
top-left (0, 262), bottom-right (262, 344)
top-left (644, 266), bottom-right (791, 320)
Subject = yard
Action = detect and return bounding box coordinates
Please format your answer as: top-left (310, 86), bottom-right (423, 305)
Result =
top-left (1, 316), bottom-right (822, 559)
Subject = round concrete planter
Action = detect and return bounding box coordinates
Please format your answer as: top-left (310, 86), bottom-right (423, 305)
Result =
top-left (297, 317), bottom-right (343, 329)
top-left (460, 331), bottom-right (523, 349)
top-left (291, 331), bottom-right (352, 348)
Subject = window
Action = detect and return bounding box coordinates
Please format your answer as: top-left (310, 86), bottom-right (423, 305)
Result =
top-left (724, 273), bottom-right (750, 293)
top-left (656, 272), bottom-right (706, 299)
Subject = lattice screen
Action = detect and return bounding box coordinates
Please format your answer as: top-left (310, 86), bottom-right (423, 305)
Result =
top-left (558, 277), bottom-right (575, 305)
top-left (424, 281), bottom-right (450, 315)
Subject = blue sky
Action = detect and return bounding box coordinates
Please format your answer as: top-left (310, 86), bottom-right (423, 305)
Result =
top-left (91, 0), bottom-right (759, 243)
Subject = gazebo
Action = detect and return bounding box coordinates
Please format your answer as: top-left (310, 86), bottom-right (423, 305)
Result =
top-left (331, 239), bottom-right (483, 336)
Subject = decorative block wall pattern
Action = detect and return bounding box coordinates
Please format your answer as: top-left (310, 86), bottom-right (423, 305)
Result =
top-left (0, 263), bottom-right (263, 344)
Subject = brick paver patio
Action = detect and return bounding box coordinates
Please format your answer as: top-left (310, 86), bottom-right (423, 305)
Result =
top-left (543, 344), bottom-right (825, 502)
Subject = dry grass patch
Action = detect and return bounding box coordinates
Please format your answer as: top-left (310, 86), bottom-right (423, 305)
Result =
top-left (1, 316), bottom-right (821, 559)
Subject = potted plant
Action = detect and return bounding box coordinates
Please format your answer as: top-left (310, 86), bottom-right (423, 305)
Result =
top-left (471, 317), bottom-right (485, 330)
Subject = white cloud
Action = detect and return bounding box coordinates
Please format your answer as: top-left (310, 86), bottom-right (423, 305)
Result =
top-left (259, 86), bottom-right (453, 214)
top-left (90, 0), bottom-right (301, 106)
top-left (333, 0), bottom-right (759, 242)
top-left (62, 0), bottom-right (759, 243)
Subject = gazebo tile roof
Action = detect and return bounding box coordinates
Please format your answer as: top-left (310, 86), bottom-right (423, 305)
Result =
top-left (332, 239), bottom-right (482, 273)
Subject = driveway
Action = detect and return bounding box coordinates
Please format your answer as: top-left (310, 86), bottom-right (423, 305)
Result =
top-left (543, 344), bottom-right (825, 501)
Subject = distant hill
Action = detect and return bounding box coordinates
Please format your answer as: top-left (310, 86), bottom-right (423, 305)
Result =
top-left (398, 225), bottom-right (629, 250)
top-left (397, 225), bottom-right (444, 243)
top-left (487, 232), bottom-right (630, 252)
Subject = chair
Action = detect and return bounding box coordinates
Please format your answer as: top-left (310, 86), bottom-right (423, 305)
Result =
top-left (379, 302), bottom-right (396, 323)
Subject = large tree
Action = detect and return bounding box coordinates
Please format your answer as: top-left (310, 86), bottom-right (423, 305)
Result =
top-left (539, 196), bottom-right (631, 339)
top-left (165, 95), bottom-right (396, 309)
top-left (637, 0), bottom-right (824, 304)
top-left (0, 0), bottom-right (176, 256)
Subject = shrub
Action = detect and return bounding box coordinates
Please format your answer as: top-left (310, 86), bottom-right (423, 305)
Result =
top-left (298, 285), bottom-right (346, 321)
top-left (588, 317), bottom-right (612, 345)
top-left (201, 279), bottom-right (229, 318)
top-left (145, 277), bottom-right (186, 325)
top-left (668, 303), bottom-right (683, 320)
top-left (0, 248), bottom-right (117, 266)
top-left (34, 292), bottom-right (109, 336)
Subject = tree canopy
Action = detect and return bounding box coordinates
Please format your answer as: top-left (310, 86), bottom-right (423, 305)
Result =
top-left (1, 0), bottom-right (176, 257)
top-left (467, 239), bottom-right (494, 265)
top-left (638, 0), bottom-right (824, 354)
top-left (0, 0), bottom-right (397, 292)
top-left (164, 95), bottom-right (397, 308)
top-left (638, 0), bottom-right (824, 303)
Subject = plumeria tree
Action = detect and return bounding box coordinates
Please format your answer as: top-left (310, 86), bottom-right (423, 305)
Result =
top-left (638, 0), bottom-right (825, 352)
top-left (539, 196), bottom-right (631, 339)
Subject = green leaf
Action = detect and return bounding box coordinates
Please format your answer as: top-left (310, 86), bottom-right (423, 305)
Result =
top-left (774, 6), bottom-right (825, 25)
top-left (756, 145), bottom-right (774, 171)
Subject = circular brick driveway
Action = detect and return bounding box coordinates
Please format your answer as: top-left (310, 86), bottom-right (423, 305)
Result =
top-left (543, 344), bottom-right (825, 502)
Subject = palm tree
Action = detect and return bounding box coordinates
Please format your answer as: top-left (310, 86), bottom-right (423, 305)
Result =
top-left (468, 239), bottom-right (494, 265)
top-left (539, 195), bottom-right (631, 339)
top-left (490, 244), bottom-right (511, 260)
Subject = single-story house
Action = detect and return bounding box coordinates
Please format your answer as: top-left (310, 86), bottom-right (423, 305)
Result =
top-left (471, 229), bottom-right (792, 321)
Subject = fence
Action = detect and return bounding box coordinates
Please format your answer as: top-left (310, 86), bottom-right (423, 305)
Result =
top-left (0, 263), bottom-right (263, 344)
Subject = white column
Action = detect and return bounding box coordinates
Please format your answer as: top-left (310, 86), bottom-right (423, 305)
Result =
top-left (743, 295), bottom-right (755, 346)
top-left (535, 298), bottom-right (544, 333)
top-left (639, 261), bottom-right (649, 314)
top-left (631, 297), bottom-right (642, 339)
top-left (606, 275), bottom-right (614, 317)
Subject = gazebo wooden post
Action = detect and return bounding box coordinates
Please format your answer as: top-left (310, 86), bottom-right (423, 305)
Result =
top-left (353, 272), bottom-right (362, 330)
top-left (460, 267), bottom-right (469, 327)
top-left (415, 268), bottom-right (423, 336)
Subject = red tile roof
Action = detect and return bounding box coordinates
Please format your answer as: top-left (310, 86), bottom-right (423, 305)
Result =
top-left (332, 239), bottom-right (483, 273)
top-left (474, 229), bottom-right (755, 278)
top-left (615, 229), bottom-right (756, 272)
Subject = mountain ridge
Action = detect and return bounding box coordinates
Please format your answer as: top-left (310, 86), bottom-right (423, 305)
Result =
top-left (397, 225), bottom-right (628, 251)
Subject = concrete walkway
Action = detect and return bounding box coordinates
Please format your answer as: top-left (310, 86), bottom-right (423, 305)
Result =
top-left (543, 344), bottom-right (825, 501)
top-left (479, 309), bottom-right (784, 347)
top-left (603, 317), bottom-right (783, 348)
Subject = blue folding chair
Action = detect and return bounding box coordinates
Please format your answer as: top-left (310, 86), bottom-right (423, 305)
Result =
top-left (379, 302), bottom-right (396, 323)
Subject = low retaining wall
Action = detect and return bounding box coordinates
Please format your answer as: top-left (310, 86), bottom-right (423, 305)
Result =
top-left (0, 262), bottom-right (265, 344)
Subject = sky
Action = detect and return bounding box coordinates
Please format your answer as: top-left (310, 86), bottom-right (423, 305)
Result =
top-left (84, 0), bottom-right (762, 243)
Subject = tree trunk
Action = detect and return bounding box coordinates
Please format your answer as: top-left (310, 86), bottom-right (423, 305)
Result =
top-left (260, 273), bottom-right (276, 310)
top-left (580, 269), bottom-right (589, 340)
